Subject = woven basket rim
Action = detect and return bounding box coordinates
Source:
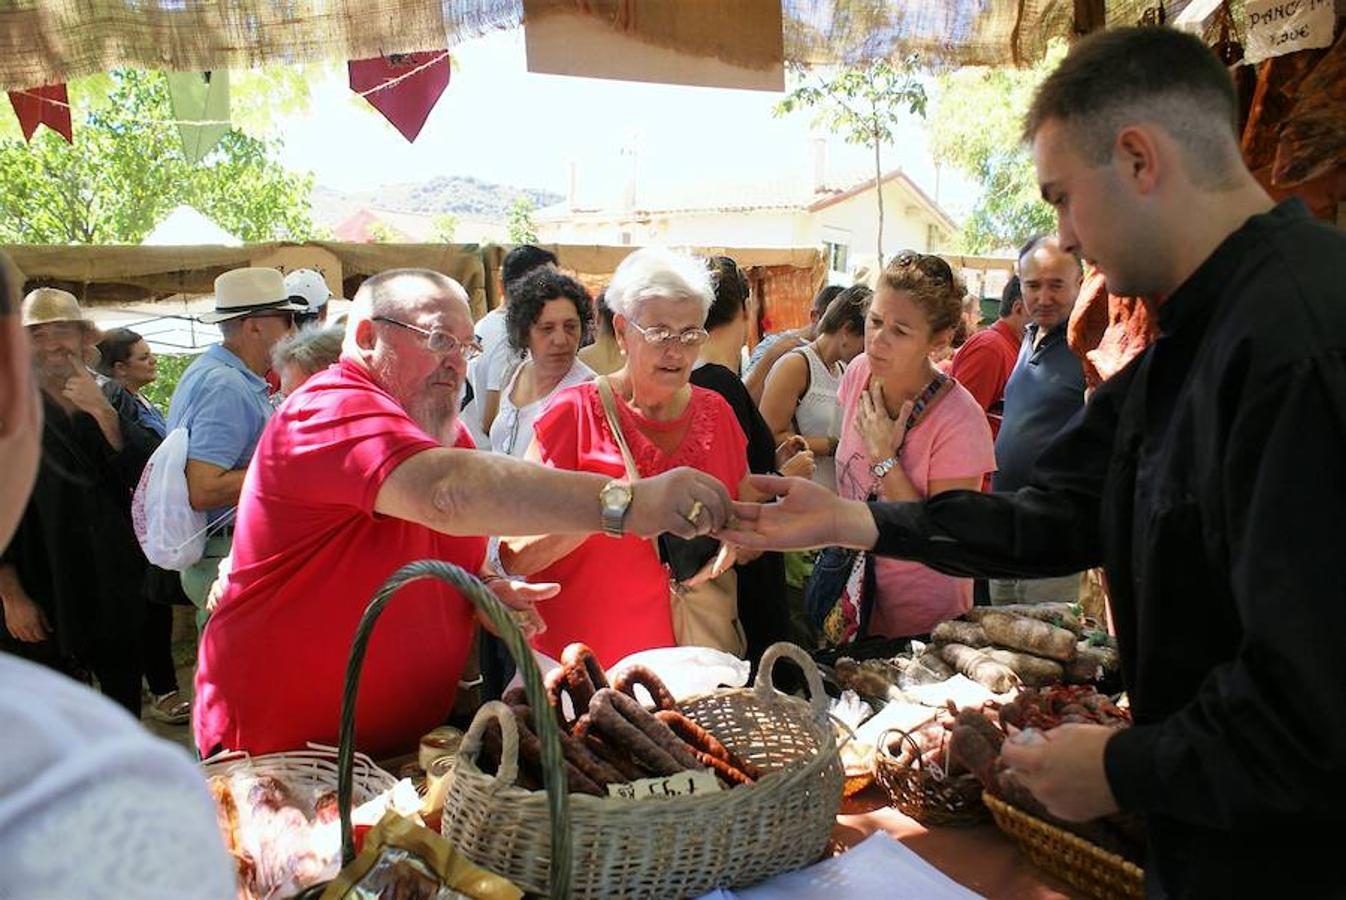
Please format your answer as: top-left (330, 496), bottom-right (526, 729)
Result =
top-left (450, 692), bottom-right (839, 812)
top-left (982, 790), bottom-right (1145, 885)
top-left (200, 742), bottom-right (397, 800)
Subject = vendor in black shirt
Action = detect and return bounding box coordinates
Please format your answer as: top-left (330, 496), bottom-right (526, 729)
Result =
top-left (723, 27), bottom-right (1346, 897)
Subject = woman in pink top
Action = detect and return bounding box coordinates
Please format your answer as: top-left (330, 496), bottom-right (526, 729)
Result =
top-left (834, 252), bottom-right (996, 638)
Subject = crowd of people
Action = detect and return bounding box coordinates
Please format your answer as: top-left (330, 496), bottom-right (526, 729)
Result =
top-left (0, 25), bottom-right (1342, 899)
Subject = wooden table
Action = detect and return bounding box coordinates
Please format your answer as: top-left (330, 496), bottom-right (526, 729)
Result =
top-left (831, 785), bottom-right (1076, 899)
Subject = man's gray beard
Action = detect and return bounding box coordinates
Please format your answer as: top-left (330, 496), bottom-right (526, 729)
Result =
top-left (409, 393), bottom-right (458, 445)
top-left (34, 353), bottom-right (77, 390)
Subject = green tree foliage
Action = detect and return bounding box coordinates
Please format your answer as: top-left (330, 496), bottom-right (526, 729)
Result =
top-left (775, 58), bottom-right (927, 266)
top-left (431, 213), bottom-right (460, 243)
top-left (0, 70), bottom-right (314, 244)
top-left (928, 43), bottom-right (1067, 253)
top-left (366, 221), bottom-right (399, 243)
top-left (507, 195), bottom-right (539, 245)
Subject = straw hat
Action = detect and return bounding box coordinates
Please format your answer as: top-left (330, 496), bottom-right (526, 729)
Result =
top-left (200, 267), bottom-right (309, 324)
top-left (22, 287), bottom-right (100, 338)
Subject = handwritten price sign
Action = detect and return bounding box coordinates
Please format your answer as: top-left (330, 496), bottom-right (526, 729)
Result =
top-left (1243, 0), bottom-right (1335, 63)
top-left (606, 769), bottom-right (724, 800)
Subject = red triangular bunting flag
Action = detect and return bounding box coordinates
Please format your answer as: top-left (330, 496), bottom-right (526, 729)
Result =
top-left (348, 51), bottom-right (450, 143)
top-left (8, 83), bottom-right (73, 143)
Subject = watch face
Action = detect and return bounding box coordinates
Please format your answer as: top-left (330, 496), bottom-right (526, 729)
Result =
top-left (601, 481), bottom-right (632, 510)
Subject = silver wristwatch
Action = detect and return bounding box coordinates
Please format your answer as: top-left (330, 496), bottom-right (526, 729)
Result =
top-left (870, 456), bottom-right (899, 480)
top-left (599, 479), bottom-right (634, 537)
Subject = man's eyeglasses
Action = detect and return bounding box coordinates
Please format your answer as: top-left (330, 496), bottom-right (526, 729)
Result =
top-left (893, 250), bottom-right (954, 285)
top-left (372, 316), bottom-right (483, 360)
top-left (628, 319), bottom-right (710, 349)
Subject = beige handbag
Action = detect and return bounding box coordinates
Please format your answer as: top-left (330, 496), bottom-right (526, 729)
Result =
top-left (596, 377), bottom-right (747, 657)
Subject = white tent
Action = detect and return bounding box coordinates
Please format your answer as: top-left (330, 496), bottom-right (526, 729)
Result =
top-left (142, 205), bottom-right (241, 247)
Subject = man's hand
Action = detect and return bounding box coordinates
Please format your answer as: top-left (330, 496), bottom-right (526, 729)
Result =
top-left (2, 588), bottom-right (51, 643)
top-left (718, 474), bottom-right (878, 552)
top-left (1000, 723), bottom-right (1120, 822)
top-left (62, 368), bottom-right (114, 419)
top-left (480, 577), bottom-right (557, 640)
top-left (627, 467), bottom-right (732, 539)
top-left (204, 553), bottom-right (233, 613)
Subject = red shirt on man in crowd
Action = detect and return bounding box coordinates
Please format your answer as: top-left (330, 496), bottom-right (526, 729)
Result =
top-left (950, 318), bottom-right (1023, 438)
top-left (193, 359), bottom-right (485, 759)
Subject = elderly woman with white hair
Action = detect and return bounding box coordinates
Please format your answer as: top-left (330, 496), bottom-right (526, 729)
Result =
top-left (499, 247), bottom-right (752, 667)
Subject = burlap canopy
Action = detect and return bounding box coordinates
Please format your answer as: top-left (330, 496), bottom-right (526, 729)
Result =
top-left (0, 0), bottom-right (1242, 92)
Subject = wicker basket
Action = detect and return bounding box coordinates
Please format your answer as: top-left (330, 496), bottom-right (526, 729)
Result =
top-left (873, 728), bottom-right (987, 827)
top-left (983, 791), bottom-right (1144, 899)
top-left (200, 744), bottom-right (398, 899)
top-left (201, 744), bottom-right (397, 800)
top-left (442, 642), bottom-right (845, 899)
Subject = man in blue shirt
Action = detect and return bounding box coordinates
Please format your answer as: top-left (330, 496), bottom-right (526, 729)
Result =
top-left (167, 267), bottom-right (304, 613)
top-left (989, 235), bottom-right (1085, 605)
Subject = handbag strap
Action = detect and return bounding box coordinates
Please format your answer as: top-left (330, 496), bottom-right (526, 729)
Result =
top-left (596, 376), bottom-right (640, 482)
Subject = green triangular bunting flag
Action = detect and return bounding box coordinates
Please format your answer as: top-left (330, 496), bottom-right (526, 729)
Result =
top-left (166, 70), bottom-right (230, 163)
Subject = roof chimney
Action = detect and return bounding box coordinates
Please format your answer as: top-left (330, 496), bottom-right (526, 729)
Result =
top-left (811, 138), bottom-right (827, 194)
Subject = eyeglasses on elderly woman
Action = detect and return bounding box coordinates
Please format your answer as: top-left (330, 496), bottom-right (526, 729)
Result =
top-left (892, 250), bottom-right (954, 284)
top-left (372, 315), bottom-right (483, 360)
top-left (627, 319), bottom-right (710, 349)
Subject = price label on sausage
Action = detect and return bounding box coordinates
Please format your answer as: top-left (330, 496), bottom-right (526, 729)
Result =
top-left (606, 768), bottom-right (724, 800)
top-left (1243, 0), bottom-right (1335, 63)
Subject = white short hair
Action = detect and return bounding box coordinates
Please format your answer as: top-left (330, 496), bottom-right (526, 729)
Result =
top-left (605, 247), bottom-right (713, 323)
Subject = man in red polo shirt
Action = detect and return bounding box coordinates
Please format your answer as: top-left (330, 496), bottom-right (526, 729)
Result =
top-left (194, 268), bottom-right (734, 759)
top-left (950, 276), bottom-right (1028, 439)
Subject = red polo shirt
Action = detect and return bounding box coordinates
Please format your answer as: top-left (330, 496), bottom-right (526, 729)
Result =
top-left (950, 318), bottom-right (1022, 439)
top-left (194, 359), bottom-right (486, 759)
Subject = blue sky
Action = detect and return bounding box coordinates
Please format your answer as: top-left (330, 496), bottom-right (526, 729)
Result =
top-left (279, 28), bottom-right (977, 219)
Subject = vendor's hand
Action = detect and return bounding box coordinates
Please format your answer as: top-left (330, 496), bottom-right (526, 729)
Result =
top-left (683, 542), bottom-right (737, 587)
top-left (1000, 723), bottom-right (1120, 822)
top-left (628, 467), bottom-right (731, 539)
top-left (62, 367), bottom-right (114, 419)
top-left (778, 447), bottom-right (816, 480)
top-left (481, 577), bottom-right (557, 639)
top-left (854, 378), bottom-right (911, 464)
top-left (774, 435), bottom-right (808, 471)
top-left (2, 588), bottom-right (51, 643)
top-left (718, 474), bottom-right (878, 552)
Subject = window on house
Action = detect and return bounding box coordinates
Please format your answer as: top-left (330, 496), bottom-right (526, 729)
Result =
top-left (927, 224), bottom-right (940, 252)
top-left (620, 231), bottom-right (632, 246)
top-left (823, 240), bottom-right (849, 275)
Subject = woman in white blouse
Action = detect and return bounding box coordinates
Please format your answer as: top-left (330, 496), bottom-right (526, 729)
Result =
top-left (489, 268), bottom-right (596, 457)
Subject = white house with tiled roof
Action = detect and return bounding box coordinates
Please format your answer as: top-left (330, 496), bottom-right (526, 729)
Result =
top-left (534, 152), bottom-right (957, 283)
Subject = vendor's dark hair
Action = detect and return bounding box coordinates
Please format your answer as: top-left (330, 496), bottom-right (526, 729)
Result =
top-left (999, 275), bottom-right (1023, 318)
top-left (818, 284), bottom-right (872, 336)
top-left (704, 256), bottom-right (750, 331)
top-left (506, 267), bottom-right (593, 352)
top-left (95, 328), bottom-right (145, 377)
top-left (1023, 27), bottom-right (1240, 188)
top-left (502, 245), bottom-right (558, 294)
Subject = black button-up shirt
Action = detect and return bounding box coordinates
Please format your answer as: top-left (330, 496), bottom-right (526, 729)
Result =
top-left (868, 200), bottom-right (1346, 895)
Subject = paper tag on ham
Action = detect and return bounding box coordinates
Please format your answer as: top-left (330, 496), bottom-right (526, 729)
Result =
top-left (606, 768), bottom-right (723, 800)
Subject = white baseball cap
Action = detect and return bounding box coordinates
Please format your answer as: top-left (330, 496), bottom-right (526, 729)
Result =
top-left (284, 269), bottom-right (334, 313)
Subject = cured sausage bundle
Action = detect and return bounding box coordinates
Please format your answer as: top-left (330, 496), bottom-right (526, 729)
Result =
top-left (492, 643), bottom-right (758, 793)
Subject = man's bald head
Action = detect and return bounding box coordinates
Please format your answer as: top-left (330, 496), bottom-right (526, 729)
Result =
top-left (345, 268), bottom-right (475, 444)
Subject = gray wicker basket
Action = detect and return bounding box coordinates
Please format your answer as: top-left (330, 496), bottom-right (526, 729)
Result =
top-left (442, 642), bottom-right (845, 898)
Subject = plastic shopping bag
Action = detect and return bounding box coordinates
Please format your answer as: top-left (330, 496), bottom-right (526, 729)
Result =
top-left (131, 427), bottom-right (208, 570)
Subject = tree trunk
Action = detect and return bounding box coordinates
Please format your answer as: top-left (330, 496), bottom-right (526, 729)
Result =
top-left (873, 129), bottom-right (885, 269)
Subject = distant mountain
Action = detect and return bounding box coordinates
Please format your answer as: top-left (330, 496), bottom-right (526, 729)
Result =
top-left (311, 177), bottom-right (563, 229)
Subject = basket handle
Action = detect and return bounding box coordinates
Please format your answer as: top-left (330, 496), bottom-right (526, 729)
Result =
top-left (460, 701), bottom-right (522, 789)
top-left (753, 642), bottom-right (828, 718)
top-left (877, 727), bottom-right (928, 774)
top-left (333, 560), bottom-right (570, 900)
